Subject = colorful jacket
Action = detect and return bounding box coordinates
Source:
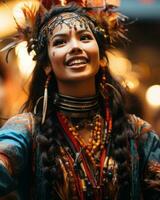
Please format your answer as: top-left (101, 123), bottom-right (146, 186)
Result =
top-left (0, 113), bottom-right (159, 200)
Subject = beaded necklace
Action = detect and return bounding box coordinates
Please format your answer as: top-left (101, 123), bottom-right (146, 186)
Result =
top-left (60, 113), bottom-right (105, 167)
top-left (57, 110), bottom-right (116, 200)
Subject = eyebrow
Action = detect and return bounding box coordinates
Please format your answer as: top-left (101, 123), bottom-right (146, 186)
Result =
top-left (52, 29), bottom-right (92, 39)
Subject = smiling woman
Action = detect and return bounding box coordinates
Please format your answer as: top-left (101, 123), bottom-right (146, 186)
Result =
top-left (47, 12), bottom-right (99, 96)
top-left (0, 1), bottom-right (159, 200)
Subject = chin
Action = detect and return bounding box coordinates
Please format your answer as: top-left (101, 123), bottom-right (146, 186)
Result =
top-left (67, 72), bottom-right (97, 82)
top-left (69, 66), bottom-right (98, 80)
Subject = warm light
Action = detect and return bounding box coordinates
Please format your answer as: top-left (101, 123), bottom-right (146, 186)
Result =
top-left (0, 1), bottom-right (17, 37)
top-left (122, 73), bottom-right (140, 91)
top-left (107, 51), bottom-right (132, 76)
top-left (13, 0), bottom-right (39, 26)
top-left (146, 85), bottom-right (160, 107)
top-left (15, 41), bottom-right (36, 78)
top-left (106, 0), bottom-right (120, 6)
top-left (87, 0), bottom-right (106, 7)
top-left (0, 80), bottom-right (5, 107)
top-left (60, 0), bottom-right (67, 6)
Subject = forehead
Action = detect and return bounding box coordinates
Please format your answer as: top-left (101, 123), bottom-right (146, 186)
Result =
top-left (47, 12), bottom-right (93, 37)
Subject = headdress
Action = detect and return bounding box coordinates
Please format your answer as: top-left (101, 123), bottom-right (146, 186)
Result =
top-left (0, 0), bottom-right (127, 62)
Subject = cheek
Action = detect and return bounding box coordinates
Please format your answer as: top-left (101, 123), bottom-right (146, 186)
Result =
top-left (91, 48), bottom-right (100, 67)
top-left (89, 42), bottom-right (100, 59)
top-left (49, 49), bottom-right (63, 68)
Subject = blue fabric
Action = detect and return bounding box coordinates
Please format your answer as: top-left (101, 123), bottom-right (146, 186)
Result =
top-left (0, 164), bottom-right (16, 196)
top-left (0, 113), bottom-right (32, 200)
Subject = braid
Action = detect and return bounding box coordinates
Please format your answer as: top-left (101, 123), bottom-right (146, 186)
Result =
top-left (108, 73), bottom-right (132, 199)
top-left (112, 118), bottom-right (131, 199)
top-left (96, 64), bottom-right (133, 199)
top-left (36, 114), bottom-right (64, 199)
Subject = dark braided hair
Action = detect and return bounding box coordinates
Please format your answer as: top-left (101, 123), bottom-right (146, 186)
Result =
top-left (23, 3), bottom-right (133, 199)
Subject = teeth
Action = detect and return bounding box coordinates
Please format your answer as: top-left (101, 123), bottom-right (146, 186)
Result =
top-left (67, 59), bottom-right (87, 66)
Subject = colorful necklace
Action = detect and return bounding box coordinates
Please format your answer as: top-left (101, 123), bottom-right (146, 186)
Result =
top-left (59, 112), bottom-right (106, 167)
top-left (57, 109), bottom-right (114, 200)
top-left (55, 92), bottom-right (114, 199)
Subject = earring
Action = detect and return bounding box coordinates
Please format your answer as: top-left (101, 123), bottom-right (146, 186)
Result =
top-left (99, 57), bottom-right (108, 85)
top-left (99, 57), bottom-right (121, 100)
top-left (42, 74), bottom-right (51, 124)
top-left (99, 57), bottom-right (113, 135)
top-left (99, 57), bottom-right (107, 98)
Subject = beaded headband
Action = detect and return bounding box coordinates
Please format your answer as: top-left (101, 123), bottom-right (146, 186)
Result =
top-left (41, 12), bottom-right (95, 37)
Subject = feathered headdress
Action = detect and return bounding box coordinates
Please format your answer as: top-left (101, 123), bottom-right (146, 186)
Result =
top-left (0, 0), bottom-right (127, 62)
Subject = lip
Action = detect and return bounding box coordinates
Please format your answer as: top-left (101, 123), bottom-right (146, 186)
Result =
top-left (67, 63), bottom-right (87, 70)
top-left (65, 56), bottom-right (89, 67)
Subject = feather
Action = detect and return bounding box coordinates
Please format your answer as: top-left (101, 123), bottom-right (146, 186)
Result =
top-left (86, 0), bottom-right (105, 7)
top-left (40, 0), bottom-right (54, 10)
top-left (106, 0), bottom-right (120, 6)
top-left (89, 6), bottom-right (128, 44)
top-left (0, 40), bottom-right (22, 52)
top-left (6, 47), bottom-right (15, 63)
top-left (13, 3), bottom-right (39, 42)
top-left (0, 0), bottom-right (127, 63)
top-left (0, 2), bottom-right (39, 62)
top-left (40, 0), bottom-right (105, 8)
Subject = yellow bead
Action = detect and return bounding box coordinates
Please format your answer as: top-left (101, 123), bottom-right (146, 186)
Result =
top-left (88, 138), bottom-right (92, 143)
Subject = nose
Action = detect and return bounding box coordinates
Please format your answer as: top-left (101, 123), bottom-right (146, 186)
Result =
top-left (68, 39), bottom-right (82, 54)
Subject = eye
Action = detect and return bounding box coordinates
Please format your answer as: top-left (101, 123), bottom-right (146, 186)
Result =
top-left (52, 38), bottom-right (66, 46)
top-left (80, 34), bottom-right (93, 41)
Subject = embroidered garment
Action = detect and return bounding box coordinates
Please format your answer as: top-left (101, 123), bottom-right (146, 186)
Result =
top-left (0, 113), bottom-right (159, 200)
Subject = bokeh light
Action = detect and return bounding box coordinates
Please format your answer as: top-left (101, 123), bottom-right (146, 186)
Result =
top-left (12, 0), bottom-right (39, 25)
top-left (146, 85), bottom-right (160, 107)
top-left (15, 41), bottom-right (36, 78)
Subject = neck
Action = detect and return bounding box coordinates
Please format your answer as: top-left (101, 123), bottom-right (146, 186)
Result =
top-left (57, 78), bottom-right (96, 97)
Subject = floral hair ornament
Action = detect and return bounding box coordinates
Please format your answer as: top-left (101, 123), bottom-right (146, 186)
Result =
top-left (0, 0), bottom-right (127, 62)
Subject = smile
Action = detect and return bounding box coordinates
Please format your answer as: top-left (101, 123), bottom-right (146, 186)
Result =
top-left (65, 57), bottom-right (88, 67)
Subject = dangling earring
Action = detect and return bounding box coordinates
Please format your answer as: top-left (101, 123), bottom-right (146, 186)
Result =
top-left (42, 74), bottom-right (51, 124)
top-left (99, 57), bottom-right (113, 136)
top-left (99, 57), bottom-right (108, 98)
top-left (33, 66), bottom-right (51, 124)
top-left (99, 57), bottom-right (121, 100)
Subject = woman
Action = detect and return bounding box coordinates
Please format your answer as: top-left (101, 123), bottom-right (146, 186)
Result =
top-left (0, 1), bottom-right (159, 200)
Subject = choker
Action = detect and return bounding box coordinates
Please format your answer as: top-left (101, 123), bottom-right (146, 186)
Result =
top-left (53, 93), bottom-right (99, 118)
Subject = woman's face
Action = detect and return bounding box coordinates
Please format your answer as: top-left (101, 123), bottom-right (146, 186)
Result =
top-left (48, 13), bottom-right (100, 83)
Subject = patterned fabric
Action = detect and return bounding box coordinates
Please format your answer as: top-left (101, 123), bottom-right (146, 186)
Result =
top-left (129, 115), bottom-right (160, 200)
top-left (0, 113), bottom-right (159, 200)
top-left (0, 113), bottom-right (34, 199)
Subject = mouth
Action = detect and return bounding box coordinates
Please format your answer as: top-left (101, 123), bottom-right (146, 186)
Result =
top-left (65, 57), bottom-right (89, 68)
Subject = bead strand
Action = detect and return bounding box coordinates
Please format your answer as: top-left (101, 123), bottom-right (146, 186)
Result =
top-left (61, 113), bottom-right (104, 166)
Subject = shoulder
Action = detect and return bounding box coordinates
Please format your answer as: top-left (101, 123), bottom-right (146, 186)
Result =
top-left (129, 114), bottom-right (160, 154)
top-left (1, 112), bottom-right (35, 135)
top-left (129, 115), bottom-right (160, 157)
top-left (129, 116), bottom-right (160, 194)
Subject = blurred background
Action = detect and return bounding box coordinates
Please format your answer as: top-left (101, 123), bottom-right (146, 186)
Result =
top-left (0, 0), bottom-right (160, 134)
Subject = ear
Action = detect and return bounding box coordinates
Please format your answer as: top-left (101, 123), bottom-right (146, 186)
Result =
top-left (44, 66), bottom-right (52, 75)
